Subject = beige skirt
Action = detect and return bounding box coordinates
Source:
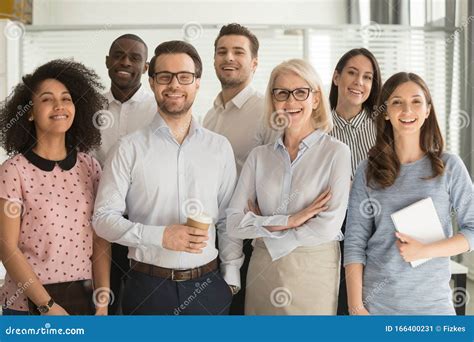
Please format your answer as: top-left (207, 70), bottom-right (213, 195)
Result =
top-left (245, 239), bottom-right (340, 315)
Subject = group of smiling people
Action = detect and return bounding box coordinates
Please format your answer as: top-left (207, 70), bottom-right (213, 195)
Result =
top-left (0, 23), bottom-right (472, 316)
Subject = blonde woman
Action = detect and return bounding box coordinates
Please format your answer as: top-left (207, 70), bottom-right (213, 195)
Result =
top-left (226, 59), bottom-right (351, 315)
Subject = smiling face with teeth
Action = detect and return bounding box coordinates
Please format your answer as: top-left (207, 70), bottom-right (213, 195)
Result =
top-left (106, 37), bottom-right (148, 99)
top-left (333, 54), bottom-right (374, 112)
top-left (214, 35), bottom-right (257, 89)
top-left (31, 79), bottom-right (75, 138)
top-left (385, 81), bottom-right (431, 137)
top-left (272, 72), bottom-right (320, 132)
top-left (149, 53), bottom-right (200, 118)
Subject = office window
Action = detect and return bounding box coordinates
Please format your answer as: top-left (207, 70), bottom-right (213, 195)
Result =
top-left (19, 24), bottom-right (462, 153)
top-left (308, 25), bottom-right (462, 154)
top-left (20, 27), bottom-right (303, 121)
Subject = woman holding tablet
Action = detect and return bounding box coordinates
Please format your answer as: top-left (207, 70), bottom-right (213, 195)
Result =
top-left (344, 72), bottom-right (474, 315)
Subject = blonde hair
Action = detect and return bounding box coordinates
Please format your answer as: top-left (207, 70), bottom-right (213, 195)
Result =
top-left (264, 59), bottom-right (333, 132)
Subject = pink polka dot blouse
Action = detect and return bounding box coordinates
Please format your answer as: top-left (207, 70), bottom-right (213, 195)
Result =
top-left (0, 150), bottom-right (101, 311)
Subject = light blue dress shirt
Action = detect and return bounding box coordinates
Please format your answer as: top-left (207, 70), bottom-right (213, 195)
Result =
top-left (93, 113), bottom-right (244, 287)
top-left (226, 129), bottom-right (351, 260)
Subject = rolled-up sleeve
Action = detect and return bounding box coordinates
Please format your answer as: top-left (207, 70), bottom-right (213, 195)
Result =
top-left (216, 140), bottom-right (244, 287)
top-left (448, 155), bottom-right (474, 251)
top-left (92, 140), bottom-right (166, 248)
top-left (344, 161), bottom-right (374, 266)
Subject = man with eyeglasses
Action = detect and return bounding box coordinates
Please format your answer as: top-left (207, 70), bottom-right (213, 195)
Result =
top-left (93, 40), bottom-right (244, 315)
top-left (94, 34), bottom-right (157, 315)
top-left (203, 23), bottom-right (278, 315)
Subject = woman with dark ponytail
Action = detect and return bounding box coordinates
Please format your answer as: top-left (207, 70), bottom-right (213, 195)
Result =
top-left (344, 72), bottom-right (474, 315)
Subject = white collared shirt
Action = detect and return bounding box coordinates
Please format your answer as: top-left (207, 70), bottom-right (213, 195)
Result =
top-left (93, 85), bottom-right (157, 166)
top-left (93, 113), bottom-right (244, 287)
top-left (203, 85), bottom-right (279, 175)
top-left (226, 130), bottom-right (351, 260)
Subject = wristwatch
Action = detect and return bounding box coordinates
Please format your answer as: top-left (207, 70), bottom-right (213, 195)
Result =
top-left (37, 298), bottom-right (55, 314)
top-left (229, 285), bottom-right (240, 295)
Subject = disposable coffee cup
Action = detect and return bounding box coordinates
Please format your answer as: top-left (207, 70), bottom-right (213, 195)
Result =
top-left (186, 214), bottom-right (212, 230)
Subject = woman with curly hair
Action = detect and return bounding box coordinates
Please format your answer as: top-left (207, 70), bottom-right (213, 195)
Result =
top-left (0, 59), bottom-right (111, 315)
top-left (344, 72), bottom-right (474, 315)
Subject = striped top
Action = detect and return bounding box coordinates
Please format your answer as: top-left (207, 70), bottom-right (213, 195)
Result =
top-left (328, 109), bottom-right (377, 178)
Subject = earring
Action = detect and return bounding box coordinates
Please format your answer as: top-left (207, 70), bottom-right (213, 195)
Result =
top-left (28, 116), bottom-right (34, 121)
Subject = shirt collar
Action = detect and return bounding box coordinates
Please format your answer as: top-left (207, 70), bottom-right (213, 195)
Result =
top-left (104, 84), bottom-right (148, 105)
top-left (22, 148), bottom-right (77, 172)
top-left (273, 129), bottom-right (324, 150)
top-left (213, 84), bottom-right (256, 110)
top-left (151, 112), bottom-right (203, 139)
top-left (332, 108), bottom-right (370, 129)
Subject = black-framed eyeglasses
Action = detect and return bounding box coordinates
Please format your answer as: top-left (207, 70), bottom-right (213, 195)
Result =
top-left (153, 72), bottom-right (196, 85)
top-left (272, 87), bottom-right (314, 102)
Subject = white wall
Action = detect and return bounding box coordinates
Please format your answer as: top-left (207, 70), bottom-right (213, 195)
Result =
top-left (0, 21), bottom-right (21, 101)
top-left (0, 0), bottom-right (348, 162)
top-left (32, 0), bottom-right (347, 26)
top-left (0, 20), bottom-right (22, 163)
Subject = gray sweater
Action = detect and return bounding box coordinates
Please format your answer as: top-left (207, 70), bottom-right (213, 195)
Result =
top-left (344, 153), bottom-right (474, 315)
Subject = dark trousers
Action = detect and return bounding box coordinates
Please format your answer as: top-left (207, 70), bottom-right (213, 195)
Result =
top-left (2, 308), bottom-right (29, 315)
top-left (109, 243), bottom-right (130, 315)
top-left (337, 218), bottom-right (349, 315)
top-left (229, 239), bottom-right (252, 315)
top-left (122, 267), bottom-right (233, 315)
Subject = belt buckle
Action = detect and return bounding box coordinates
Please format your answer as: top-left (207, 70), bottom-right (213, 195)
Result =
top-left (171, 269), bottom-right (186, 282)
